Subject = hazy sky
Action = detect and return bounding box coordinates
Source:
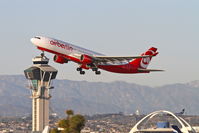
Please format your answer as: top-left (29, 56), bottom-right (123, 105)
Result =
top-left (0, 0), bottom-right (198, 86)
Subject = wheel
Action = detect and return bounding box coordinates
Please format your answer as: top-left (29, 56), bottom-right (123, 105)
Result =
top-left (41, 51), bottom-right (45, 57)
top-left (77, 68), bottom-right (82, 71)
top-left (95, 71), bottom-right (101, 75)
top-left (80, 71), bottom-right (85, 75)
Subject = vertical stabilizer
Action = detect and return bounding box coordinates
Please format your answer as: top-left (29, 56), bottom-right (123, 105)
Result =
top-left (130, 47), bottom-right (158, 69)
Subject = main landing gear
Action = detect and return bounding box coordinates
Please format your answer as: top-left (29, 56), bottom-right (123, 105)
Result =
top-left (76, 68), bottom-right (85, 75)
top-left (92, 68), bottom-right (101, 75)
top-left (41, 51), bottom-right (45, 57)
top-left (76, 67), bottom-right (101, 75)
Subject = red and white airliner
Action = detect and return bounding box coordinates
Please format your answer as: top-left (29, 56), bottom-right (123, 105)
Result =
top-left (31, 36), bottom-right (163, 75)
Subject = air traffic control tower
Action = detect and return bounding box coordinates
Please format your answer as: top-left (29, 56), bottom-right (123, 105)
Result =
top-left (24, 55), bottom-right (57, 133)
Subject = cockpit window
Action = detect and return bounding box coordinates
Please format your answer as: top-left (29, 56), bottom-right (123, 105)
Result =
top-left (34, 36), bottom-right (41, 39)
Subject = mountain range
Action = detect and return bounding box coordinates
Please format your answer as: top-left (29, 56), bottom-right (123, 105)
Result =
top-left (0, 75), bottom-right (198, 116)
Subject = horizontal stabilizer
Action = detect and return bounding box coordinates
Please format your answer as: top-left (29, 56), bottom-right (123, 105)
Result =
top-left (138, 68), bottom-right (164, 72)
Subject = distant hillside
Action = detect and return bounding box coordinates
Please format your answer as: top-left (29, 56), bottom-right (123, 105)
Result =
top-left (0, 75), bottom-right (198, 116)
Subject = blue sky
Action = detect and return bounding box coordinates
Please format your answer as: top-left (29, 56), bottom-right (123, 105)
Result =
top-left (0, 0), bottom-right (198, 86)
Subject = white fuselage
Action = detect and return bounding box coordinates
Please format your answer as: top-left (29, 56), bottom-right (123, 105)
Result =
top-left (30, 36), bottom-right (160, 74)
top-left (31, 36), bottom-right (104, 59)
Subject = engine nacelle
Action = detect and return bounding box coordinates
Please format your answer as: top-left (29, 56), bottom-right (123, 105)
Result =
top-left (53, 55), bottom-right (68, 64)
top-left (80, 54), bottom-right (93, 64)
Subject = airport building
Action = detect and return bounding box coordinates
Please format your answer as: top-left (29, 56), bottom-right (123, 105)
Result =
top-left (129, 110), bottom-right (197, 133)
top-left (24, 55), bottom-right (57, 133)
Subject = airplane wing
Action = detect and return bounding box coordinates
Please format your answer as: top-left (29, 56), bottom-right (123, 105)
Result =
top-left (93, 55), bottom-right (155, 63)
top-left (138, 68), bottom-right (164, 72)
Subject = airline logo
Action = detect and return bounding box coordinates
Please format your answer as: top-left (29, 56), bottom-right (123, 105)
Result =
top-left (140, 50), bottom-right (155, 69)
top-left (50, 40), bottom-right (73, 51)
top-left (140, 57), bottom-right (151, 68)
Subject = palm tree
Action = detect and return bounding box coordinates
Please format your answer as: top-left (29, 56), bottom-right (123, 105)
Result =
top-left (52, 110), bottom-right (85, 133)
top-left (66, 109), bottom-right (74, 119)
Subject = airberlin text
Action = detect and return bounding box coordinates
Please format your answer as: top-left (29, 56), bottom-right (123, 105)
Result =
top-left (50, 40), bottom-right (73, 51)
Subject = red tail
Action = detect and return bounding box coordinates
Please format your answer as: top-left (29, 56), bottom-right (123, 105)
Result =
top-left (130, 47), bottom-right (158, 69)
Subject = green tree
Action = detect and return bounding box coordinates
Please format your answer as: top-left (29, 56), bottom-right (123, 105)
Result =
top-left (55, 110), bottom-right (85, 133)
top-left (70, 115), bottom-right (85, 132)
top-left (66, 109), bottom-right (74, 119)
top-left (50, 128), bottom-right (59, 133)
top-left (58, 119), bottom-right (69, 128)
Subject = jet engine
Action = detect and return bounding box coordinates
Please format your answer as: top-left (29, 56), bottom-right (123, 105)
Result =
top-left (80, 54), bottom-right (93, 64)
top-left (53, 55), bottom-right (68, 64)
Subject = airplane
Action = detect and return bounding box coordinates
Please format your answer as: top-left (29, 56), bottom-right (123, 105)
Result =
top-left (166, 109), bottom-right (185, 117)
top-left (175, 109), bottom-right (185, 116)
top-left (30, 36), bottom-right (163, 75)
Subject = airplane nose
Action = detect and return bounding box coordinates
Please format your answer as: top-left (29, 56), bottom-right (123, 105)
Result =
top-left (30, 37), bottom-right (39, 45)
top-left (30, 38), bottom-right (35, 44)
top-left (31, 36), bottom-right (42, 45)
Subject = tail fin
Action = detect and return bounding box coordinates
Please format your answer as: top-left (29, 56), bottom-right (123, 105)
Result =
top-left (130, 47), bottom-right (158, 69)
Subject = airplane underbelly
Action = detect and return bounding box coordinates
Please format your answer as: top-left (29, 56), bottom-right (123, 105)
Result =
top-left (98, 64), bottom-right (138, 74)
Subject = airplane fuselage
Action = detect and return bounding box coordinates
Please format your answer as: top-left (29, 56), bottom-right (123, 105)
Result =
top-left (31, 36), bottom-right (159, 74)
